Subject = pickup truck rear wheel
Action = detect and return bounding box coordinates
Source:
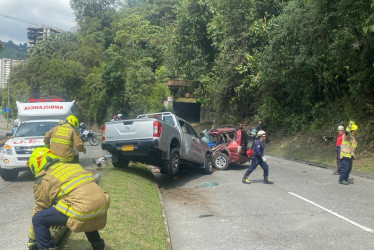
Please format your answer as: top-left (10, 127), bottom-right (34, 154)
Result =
top-left (203, 154), bottom-right (213, 175)
top-left (213, 152), bottom-right (229, 170)
top-left (112, 155), bottom-right (130, 168)
top-left (0, 168), bottom-right (19, 181)
top-left (166, 148), bottom-right (180, 176)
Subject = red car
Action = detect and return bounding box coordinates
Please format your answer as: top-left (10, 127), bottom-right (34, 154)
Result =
top-left (207, 125), bottom-right (254, 170)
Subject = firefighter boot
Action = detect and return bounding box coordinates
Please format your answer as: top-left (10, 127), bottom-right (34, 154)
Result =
top-left (263, 176), bottom-right (274, 184)
top-left (242, 175), bottom-right (251, 184)
top-left (89, 239), bottom-right (105, 250)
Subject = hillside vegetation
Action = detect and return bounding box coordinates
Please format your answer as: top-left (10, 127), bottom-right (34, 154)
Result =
top-left (0, 0), bottom-right (373, 150)
top-left (0, 41), bottom-right (27, 59)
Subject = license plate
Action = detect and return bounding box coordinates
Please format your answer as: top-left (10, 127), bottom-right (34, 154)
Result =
top-left (122, 145), bottom-right (134, 151)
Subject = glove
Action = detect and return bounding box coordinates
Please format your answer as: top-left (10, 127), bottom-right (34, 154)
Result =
top-left (27, 238), bottom-right (38, 250)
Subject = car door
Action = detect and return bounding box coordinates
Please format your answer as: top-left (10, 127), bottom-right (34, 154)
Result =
top-left (226, 130), bottom-right (241, 163)
top-left (185, 123), bottom-right (205, 163)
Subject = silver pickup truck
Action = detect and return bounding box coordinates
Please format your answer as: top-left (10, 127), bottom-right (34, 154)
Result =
top-left (101, 112), bottom-right (213, 175)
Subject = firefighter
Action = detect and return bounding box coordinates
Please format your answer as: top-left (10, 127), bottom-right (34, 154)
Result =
top-left (242, 130), bottom-right (273, 184)
top-left (44, 115), bottom-right (86, 163)
top-left (27, 147), bottom-right (109, 250)
top-left (333, 125), bottom-right (345, 175)
top-left (338, 121), bottom-right (358, 185)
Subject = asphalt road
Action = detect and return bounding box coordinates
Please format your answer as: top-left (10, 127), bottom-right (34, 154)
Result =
top-left (155, 156), bottom-right (374, 250)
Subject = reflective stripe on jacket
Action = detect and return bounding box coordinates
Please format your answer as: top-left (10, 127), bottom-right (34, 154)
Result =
top-left (339, 133), bottom-right (357, 159)
top-left (44, 123), bottom-right (85, 162)
top-left (28, 162), bottom-right (109, 238)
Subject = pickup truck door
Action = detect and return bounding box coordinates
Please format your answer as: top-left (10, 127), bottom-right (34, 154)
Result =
top-left (185, 123), bottom-right (205, 163)
top-left (178, 120), bottom-right (194, 161)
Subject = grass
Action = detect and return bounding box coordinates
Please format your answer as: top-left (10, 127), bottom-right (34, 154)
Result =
top-left (65, 163), bottom-right (170, 250)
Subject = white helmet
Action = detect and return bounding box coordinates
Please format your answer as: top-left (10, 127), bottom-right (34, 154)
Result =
top-left (14, 119), bottom-right (19, 126)
top-left (257, 130), bottom-right (266, 137)
top-left (338, 125), bottom-right (344, 131)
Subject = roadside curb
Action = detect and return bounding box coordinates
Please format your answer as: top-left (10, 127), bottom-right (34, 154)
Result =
top-left (268, 153), bottom-right (374, 181)
top-left (156, 182), bottom-right (172, 250)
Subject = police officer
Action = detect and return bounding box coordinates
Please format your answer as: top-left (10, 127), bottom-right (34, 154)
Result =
top-left (242, 130), bottom-right (273, 184)
top-left (44, 115), bottom-right (86, 163)
top-left (27, 147), bottom-right (109, 250)
top-left (338, 121), bottom-right (358, 185)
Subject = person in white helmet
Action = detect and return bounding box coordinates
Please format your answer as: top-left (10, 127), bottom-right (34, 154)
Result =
top-left (242, 130), bottom-right (273, 184)
top-left (333, 125), bottom-right (345, 175)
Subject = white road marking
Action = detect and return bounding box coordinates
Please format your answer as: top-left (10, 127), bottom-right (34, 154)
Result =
top-left (288, 192), bottom-right (374, 232)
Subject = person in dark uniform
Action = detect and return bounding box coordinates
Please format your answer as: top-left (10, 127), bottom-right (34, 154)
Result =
top-left (242, 130), bottom-right (273, 184)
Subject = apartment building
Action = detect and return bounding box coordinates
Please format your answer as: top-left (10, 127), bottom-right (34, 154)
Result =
top-left (0, 58), bottom-right (23, 89)
top-left (27, 27), bottom-right (61, 47)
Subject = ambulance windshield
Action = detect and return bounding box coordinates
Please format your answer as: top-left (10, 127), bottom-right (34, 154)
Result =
top-left (14, 121), bottom-right (59, 137)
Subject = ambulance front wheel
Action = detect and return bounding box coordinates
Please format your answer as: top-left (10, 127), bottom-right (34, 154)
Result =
top-left (0, 168), bottom-right (19, 181)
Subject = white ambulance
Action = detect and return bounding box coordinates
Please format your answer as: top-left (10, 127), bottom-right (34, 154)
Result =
top-left (0, 99), bottom-right (76, 181)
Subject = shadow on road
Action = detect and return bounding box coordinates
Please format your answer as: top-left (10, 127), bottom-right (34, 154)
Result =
top-left (154, 163), bottom-right (248, 190)
top-left (11, 170), bottom-right (35, 182)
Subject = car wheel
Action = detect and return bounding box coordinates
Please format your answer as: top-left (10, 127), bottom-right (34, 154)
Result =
top-left (203, 154), bottom-right (213, 175)
top-left (112, 155), bottom-right (130, 168)
top-left (0, 168), bottom-right (19, 181)
top-left (213, 152), bottom-right (229, 170)
top-left (166, 148), bottom-right (180, 176)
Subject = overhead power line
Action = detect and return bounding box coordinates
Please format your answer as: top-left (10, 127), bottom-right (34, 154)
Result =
top-left (0, 13), bottom-right (61, 31)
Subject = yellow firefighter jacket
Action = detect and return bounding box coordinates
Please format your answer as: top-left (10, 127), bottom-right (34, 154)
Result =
top-left (339, 132), bottom-right (357, 159)
top-left (28, 162), bottom-right (110, 240)
top-left (44, 123), bottom-right (85, 162)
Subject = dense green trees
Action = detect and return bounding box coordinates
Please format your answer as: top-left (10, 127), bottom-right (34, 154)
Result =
top-left (4, 0), bottom-right (374, 143)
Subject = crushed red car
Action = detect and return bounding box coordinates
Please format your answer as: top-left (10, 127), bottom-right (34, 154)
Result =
top-left (204, 125), bottom-right (255, 170)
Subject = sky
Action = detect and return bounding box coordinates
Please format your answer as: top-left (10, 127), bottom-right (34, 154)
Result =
top-left (0, 0), bottom-right (77, 45)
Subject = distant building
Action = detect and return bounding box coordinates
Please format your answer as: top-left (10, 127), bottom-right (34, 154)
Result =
top-left (0, 58), bottom-right (24, 89)
top-left (27, 27), bottom-right (62, 47)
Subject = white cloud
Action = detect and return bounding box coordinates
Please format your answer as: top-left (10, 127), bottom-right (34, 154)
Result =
top-left (0, 0), bottom-right (76, 45)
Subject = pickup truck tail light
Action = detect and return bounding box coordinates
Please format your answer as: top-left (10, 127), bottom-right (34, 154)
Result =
top-left (101, 124), bottom-right (106, 141)
top-left (153, 121), bottom-right (162, 137)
